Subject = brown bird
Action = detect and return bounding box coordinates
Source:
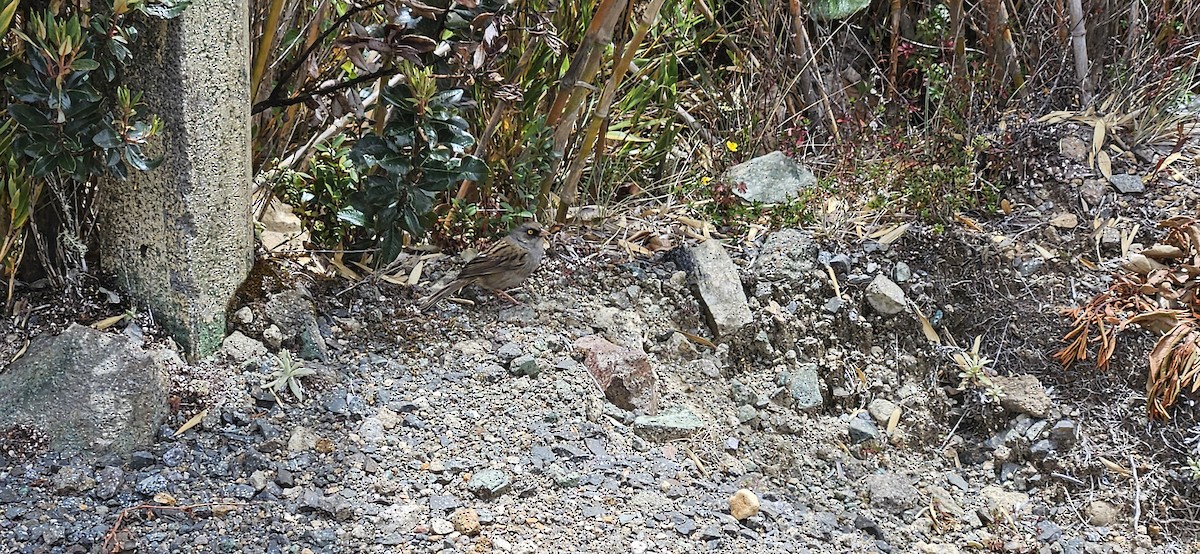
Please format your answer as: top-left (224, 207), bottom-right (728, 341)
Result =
top-left (420, 222), bottom-right (548, 310)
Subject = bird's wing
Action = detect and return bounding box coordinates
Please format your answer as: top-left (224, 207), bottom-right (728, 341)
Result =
top-left (455, 238), bottom-right (528, 281)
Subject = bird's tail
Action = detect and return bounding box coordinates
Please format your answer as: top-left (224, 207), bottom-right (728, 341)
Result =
top-left (419, 280), bottom-right (468, 311)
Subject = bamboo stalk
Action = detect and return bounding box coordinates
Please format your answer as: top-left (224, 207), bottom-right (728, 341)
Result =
top-left (888, 0), bottom-right (903, 100)
top-left (998, 0), bottom-right (1026, 97)
top-left (535, 0), bottom-right (628, 215)
top-left (949, 0), bottom-right (966, 81)
top-left (1123, 0), bottom-right (1141, 62)
top-left (251, 0), bottom-right (287, 101)
top-left (787, 2), bottom-right (840, 143)
top-left (454, 44), bottom-right (540, 201)
top-left (555, 0), bottom-right (668, 223)
top-left (1067, 0), bottom-right (1092, 105)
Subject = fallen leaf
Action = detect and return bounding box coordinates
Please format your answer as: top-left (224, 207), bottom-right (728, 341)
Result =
top-left (886, 406), bottom-right (902, 434)
top-left (1096, 150), bottom-right (1113, 180)
top-left (407, 259), bottom-right (424, 286)
top-left (1121, 253), bottom-right (1166, 275)
top-left (1141, 244), bottom-right (1185, 259)
top-left (329, 252), bottom-right (361, 281)
top-left (378, 274), bottom-right (406, 285)
top-left (1099, 456), bottom-right (1131, 477)
top-left (90, 314), bottom-right (126, 330)
top-left (679, 331), bottom-right (715, 349)
top-left (153, 492), bottom-right (177, 506)
top-left (955, 214), bottom-right (982, 231)
top-left (10, 339), bottom-right (28, 364)
top-left (618, 239), bottom-right (652, 257)
top-left (877, 223), bottom-right (910, 245)
top-left (1031, 243), bottom-right (1057, 260)
top-left (173, 408), bottom-right (209, 437)
top-left (912, 304), bottom-right (942, 345)
top-left (212, 504), bottom-right (239, 517)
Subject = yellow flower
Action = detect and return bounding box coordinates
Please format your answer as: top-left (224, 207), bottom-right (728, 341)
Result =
top-left (725, 140), bottom-right (739, 152)
top-left (700, 176), bottom-right (712, 185)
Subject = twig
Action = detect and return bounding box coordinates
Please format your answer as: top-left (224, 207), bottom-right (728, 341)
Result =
top-left (258, 1), bottom-right (386, 111)
top-left (939, 411), bottom-right (968, 452)
top-left (1051, 472), bottom-right (1085, 486)
top-left (253, 67), bottom-right (400, 114)
top-left (1129, 453), bottom-right (1141, 531)
top-left (683, 446), bottom-right (709, 476)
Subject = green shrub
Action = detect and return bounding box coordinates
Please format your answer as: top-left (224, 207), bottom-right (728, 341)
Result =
top-left (346, 66), bottom-right (486, 264)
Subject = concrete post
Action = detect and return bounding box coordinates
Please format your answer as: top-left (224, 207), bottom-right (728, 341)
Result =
top-left (99, 2), bottom-right (252, 360)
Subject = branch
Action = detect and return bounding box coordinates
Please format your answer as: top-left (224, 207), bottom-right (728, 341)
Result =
top-left (257, 1), bottom-right (387, 110)
top-left (252, 67), bottom-right (400, 114)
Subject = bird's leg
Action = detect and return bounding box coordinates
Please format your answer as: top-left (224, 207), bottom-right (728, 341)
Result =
top-left (488, 288), bottom-right (522, 305)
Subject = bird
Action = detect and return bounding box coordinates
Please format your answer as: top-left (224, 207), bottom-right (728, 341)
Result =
top-left (419, 222), bottom-right (548, 311)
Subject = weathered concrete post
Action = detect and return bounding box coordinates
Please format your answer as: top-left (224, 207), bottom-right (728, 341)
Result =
top-left (99, 2), bottom-right (252, 360)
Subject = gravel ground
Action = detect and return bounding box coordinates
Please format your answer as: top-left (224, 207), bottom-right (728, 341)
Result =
top-left (2, 123), bottom-right (1199, 554)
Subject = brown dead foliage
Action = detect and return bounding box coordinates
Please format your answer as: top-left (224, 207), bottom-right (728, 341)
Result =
top-left (1055, 210), bottom-right (1200, 420)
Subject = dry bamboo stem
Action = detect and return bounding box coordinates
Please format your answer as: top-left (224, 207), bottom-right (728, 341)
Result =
top-left (454, 45), bottom-right (540, 201)
top-left (949, 0), bottom-right (966, 81)
top-left (1067, 0), bottom-right (1092, 105)
top-left (787, 2), bottom-right (841, 143)
top-left (555, 0), bottom-right (669, 223)
top-left (251, 0), bottom-right (287, 100)
top-left (888, 0), bottom-right (903, 100)
top-left (535, 0), bottom-right (628, 215)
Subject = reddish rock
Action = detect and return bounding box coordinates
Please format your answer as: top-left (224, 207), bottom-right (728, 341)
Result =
top-left (574, 335), bottom-right (659, 414)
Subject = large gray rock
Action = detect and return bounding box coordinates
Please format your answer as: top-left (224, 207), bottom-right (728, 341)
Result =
top-left (752, 228), bottom-right (818, 285)
top-left (675, 240), bottom-right (752, 336)
top-left (264, 289), bottom-right (329, 362)
top-left (98, 0), bottom-right (252, 361)
top-left (0, 324), bottom-right (174, 458)
top-left (723, 151), bottom-right (817, 204)
top-left (992, 374), bottom-right (1051, 418)
top-left (778, 364), bottom-right (823, 410)
top-left (865, 275), bottom-right (907, 315)
top-left (1109, 173), bottom-right (1145, 194)
top-left (863, 473), bottom-right (920, 514)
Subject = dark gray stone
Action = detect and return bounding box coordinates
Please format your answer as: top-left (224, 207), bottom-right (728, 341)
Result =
top-left (1029, 439), bottom-right (1055, 460)
top-left (735, 405), bottom-right (757, 424)
top-left (848, 416), bottom-right (881, 444)
top-left (863, 473), bottom-right (919, 514)
top-left (264, 289), bottom-right (329, 362)
top-left (300, 488), bottom-right (353, 520)
top-left (136, 474), bottom-right (169, 495)
top-left (1037, 520), bottom-right (1063, 542)
top-left (429, 495), bottom-right (461, 512)
top-left (1048, 420), bottom-right (1077, 448)
top-left (783, 364), bottom-right (823, 411)
top-left (1109, 174), bottom-right (1145, 194)
top-left (0, 324), bottom-right (173, 459)
top-left (508, 354), bottom-right (540, 377)
top-left (93, 467), bottom-right (124, 500)
top-left (754, 229), bottom-right (819, 285)
top-left (52, 467), bottom-right (95, 495)
top-left (822, 297), bottom-right (843, 314)
top-left (674, 240), bottom-right (752, 336)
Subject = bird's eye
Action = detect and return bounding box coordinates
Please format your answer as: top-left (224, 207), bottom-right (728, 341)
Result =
top-left (526, 229), bottom-right (536, 236)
